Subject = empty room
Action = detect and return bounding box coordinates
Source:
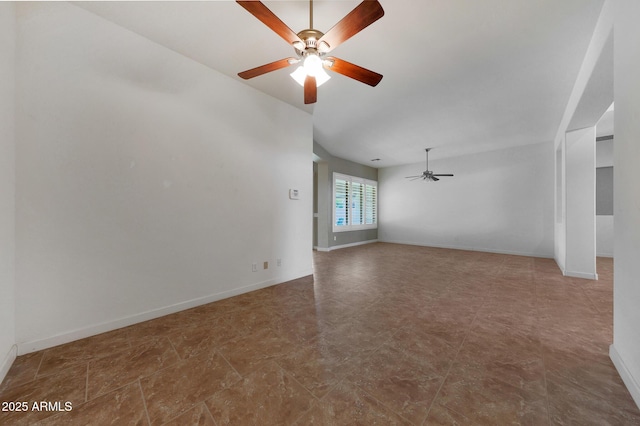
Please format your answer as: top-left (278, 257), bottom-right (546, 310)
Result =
top-left (1, 1), bottom-right (640, 424)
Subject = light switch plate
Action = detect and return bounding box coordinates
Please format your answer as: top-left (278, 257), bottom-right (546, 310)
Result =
top-left (289, 189), bottom-right (299, 200)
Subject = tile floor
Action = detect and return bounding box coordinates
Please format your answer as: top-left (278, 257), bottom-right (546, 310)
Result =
top-left (1, 243), bottom-right (639, 425)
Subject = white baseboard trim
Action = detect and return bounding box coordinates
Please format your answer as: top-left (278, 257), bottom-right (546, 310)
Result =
top-left (564, 270), bottom-right (599, 280)
top-left (315, 239), bottom-right (378, 252)
top-left (0, 344), bottom-right (18, 385)
top-left (16, 269), bottom-right (313, 355)
top-left (378, 239), bottom-right (554, 259)
top-left (610, 344), bottom-right (640, 410)
top-left (596, 253), bottom-right (614, 258)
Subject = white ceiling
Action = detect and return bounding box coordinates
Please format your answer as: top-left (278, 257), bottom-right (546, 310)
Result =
top-left (75, 0), bottom-right (605, 168)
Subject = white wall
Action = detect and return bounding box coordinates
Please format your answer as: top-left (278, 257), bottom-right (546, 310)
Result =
top-left (596, 136), bottom-right (613, 257)
top-left (596, 216), bottom-right (613, 256)
top-left (565, 127), bottom-right (597, 279)
top-left (596, 107), bottom-right (614, 137)
top-left (554, 142), bottom-right (566, 270)
top-left (15, 2), bottom-right (313, 353)
top-left (0, 3), bottom-right (17, 382)
top-left (553, 0), bottom-right (613, 274)
top-left (378, 143), bottom-right (554, 257)
top-left (596, 137), bottom-right (614, 168)
top-left (610, 0), bottom-right (640, 409)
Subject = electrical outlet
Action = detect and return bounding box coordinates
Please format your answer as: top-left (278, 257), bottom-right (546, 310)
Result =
top-left (252, 263), bottom-right (257, 272)
top-left (277, 258), bottom-right (282, 267)
top-left (334, 236), bottom-right (337, 241)
top-left (263, 261), bottom-right (269, 269)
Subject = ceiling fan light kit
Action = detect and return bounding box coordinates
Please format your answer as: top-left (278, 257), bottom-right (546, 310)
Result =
top-left (405, 148), bottom-right (454, 182)
top-left (236, 0), bottom-right (384, 104)
top-left (290, 47), bottom-right (331, 87)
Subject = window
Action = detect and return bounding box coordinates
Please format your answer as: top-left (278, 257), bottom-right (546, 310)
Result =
top-left (333, 173), bottom-right (377, 232)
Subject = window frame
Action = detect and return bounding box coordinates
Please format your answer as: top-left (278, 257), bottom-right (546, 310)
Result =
top-left (332, 172), bottom-right (378, 232)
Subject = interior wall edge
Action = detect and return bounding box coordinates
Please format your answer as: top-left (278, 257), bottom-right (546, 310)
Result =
top-left (0, 345), bottom-right (17, 385)
top-left (610, 344), bottom-right (640, 410)
top-left (377, 240), bottom-right (555, 260)
top-left (612, 0), bottom-right (640, 409)
top-left (16, 268), bottom-right (313, 356)
top-left (553, 0), bottom-right (614, 150)
top-left (563, 270), bottom-right (598, 280)
top-left (314, 239), bottom-right (378, 252)
top-left (0, 1), bottom-right (17, 386)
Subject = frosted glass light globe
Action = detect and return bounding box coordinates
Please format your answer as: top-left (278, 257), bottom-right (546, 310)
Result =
top-left (303, 54), bottom-right (323, 77)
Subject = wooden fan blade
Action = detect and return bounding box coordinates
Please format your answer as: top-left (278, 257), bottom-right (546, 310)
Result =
top-left (405, 176), bottom-right (423, 179)
top-left (324, 57), bottom-right (382, 87)
top-left (431, 176), bottom-right (440, 181)
top-left (304, 75), bottom-right (317, 104)
top-left (237, 1), bottom-right (303, 45)
top-left (238, 58), bottom-right (298, 80)
top-left (318, 0), bottom-right (384, 52)
top-left (432, 174), bottom-right (454, 177)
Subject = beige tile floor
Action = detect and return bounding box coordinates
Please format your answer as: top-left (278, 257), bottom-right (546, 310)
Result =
top-left (1, 243), bottom-right (639, 425)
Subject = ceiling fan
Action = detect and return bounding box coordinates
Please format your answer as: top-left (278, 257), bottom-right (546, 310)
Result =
top-left (405, 149), bottom-right (454, 182)
top-left (236, 0), bottom-right (384, 104)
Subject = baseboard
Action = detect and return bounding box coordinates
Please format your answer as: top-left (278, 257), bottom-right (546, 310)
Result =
top-left (315, 239), bottom-right (378, 252)
top-left (16, 268), bottom-right (313, 355)
top-left (563, 270), bottom-right (599, 280)
top-left (0, 344), bottom-right (18, 385)
top-left (610, 344), bottom-right (640, 410)
top-left (378, 239), bottom-right (554, 259)
top-left (596, 253), bottom-right (614, 258)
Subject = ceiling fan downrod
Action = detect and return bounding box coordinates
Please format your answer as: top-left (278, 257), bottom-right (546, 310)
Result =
top-left (296, 0), bottom-right (325, 53)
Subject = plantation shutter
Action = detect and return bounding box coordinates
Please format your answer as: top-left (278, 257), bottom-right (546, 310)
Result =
top-left (365, 183), bottom-right (377, 225)
top-left (335, 178), bottom-right (350, 227)
top-left (333, 173), bottom-right (377, 232)
top-left (352, 182), bottom-right (364, 225)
